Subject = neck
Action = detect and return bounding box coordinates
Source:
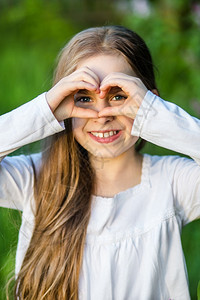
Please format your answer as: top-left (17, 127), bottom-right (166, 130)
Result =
top-left (90, 148), bottom-right (143, 197)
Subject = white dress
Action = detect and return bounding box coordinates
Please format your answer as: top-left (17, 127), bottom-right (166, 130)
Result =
top-left (0, 91), bottom-right (200, 300)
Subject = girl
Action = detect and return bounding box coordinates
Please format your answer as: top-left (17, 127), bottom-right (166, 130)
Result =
top-left (0, 25), bottom-right (199, 300)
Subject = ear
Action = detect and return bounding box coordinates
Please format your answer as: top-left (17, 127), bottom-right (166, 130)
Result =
top-left (151, 89), bottom-right (159, 96)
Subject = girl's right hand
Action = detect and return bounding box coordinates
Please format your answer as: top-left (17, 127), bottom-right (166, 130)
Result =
top-left (46, 67), bottom-right (100, 122)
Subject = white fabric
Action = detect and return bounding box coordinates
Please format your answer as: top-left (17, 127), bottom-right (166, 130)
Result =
top-left (0, 91), bottom-right (200, 300)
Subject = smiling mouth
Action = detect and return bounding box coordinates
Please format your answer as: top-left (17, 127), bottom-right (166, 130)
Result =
top-left (90, 130), bottom-right (120, 138)
top-left (88, 130), bottom-right (122, 143)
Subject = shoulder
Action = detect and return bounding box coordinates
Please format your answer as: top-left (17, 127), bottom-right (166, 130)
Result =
top-left (0, 153), bottom-right (42, 210)
top-left (0, 152), bottom-right (43, 196)
top-left (1, 152), bottom-right (42, 172)
top-left (147, 153), bottom-right (194, 168)
top-left (145, 153), bottom-right (198, 182)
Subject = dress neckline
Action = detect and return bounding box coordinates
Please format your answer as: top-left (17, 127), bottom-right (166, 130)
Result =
top-left (92, 153), bottom-right (151, 202)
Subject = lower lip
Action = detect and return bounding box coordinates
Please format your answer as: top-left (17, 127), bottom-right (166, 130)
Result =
top-left (88, 131), bottom-right (122, 143)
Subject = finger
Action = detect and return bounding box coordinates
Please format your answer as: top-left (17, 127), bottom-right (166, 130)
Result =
top-left (100, 74), bottom-right (134, 99)
top-left (100, 77), bottom-right (135, 91)
top-left (72, 74), bottom-right (99, 91)
top-left (77, 67), bottom-right (100, 83)
top-left (72, 67), bottom-right (100, 88)
top-left (61, 81), bottom-right (98, 97)
top-left (100, 80), bottom-right (129, 99)
top-left (82, 67), bottom-right (101, 86)
top-left (98, 101), bottom-right (139, 119)
top-left (99, 86), bottom-right (111, 99)
top-left (98, 106), bottom-right (124, 117)
top-left (47, 81), bottom-right (99, 113)
top-left (101, 72), bottom-right (132, 84)
top-left (71, 106), bottom-right (99, 119)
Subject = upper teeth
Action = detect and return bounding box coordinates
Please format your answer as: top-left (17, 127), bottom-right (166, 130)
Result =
top-left (91, 131), bottom-right (117, 138)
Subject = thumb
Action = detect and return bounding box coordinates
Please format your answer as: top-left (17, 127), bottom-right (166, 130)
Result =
top-left (98, 106), bottom-right (124, 117)
top-left (71, 106), bottom-right (99, 118)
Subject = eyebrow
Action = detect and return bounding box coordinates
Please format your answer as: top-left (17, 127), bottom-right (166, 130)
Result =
top-left (75, 89), bottom-right (93, 96)
top-left (109, 86), bottom-right (124, 94)
top-left (75, 86), bottom-right (124, 96)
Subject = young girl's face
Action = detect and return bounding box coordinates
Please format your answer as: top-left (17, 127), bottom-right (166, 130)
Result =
top-left (72, 54), bottom-right (139, 159)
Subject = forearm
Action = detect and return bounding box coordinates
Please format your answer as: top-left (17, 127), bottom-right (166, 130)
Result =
top-left (0, 93), bottom-right (64, 159)
top-left (132, 91), bottom-right (200, 165)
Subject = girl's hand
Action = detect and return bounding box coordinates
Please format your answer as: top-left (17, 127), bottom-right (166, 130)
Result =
top-left (98, 73), bottom-right (148, 119)
top-left (46, 67), bottom-right (100, 121)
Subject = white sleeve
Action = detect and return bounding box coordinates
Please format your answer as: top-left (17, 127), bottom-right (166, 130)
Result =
top-left (131, 90), bottom-right (200, 165)
top-left (0, 92), bottom-right (64, 159)
top-left (166, 155), bottom-right (200, 225)
top-left (0, 153), bottom-right (41, 210)
top-left (131, 91), bottom-right (200, 224)
top-left (0, 93), bottom-right (64, 210)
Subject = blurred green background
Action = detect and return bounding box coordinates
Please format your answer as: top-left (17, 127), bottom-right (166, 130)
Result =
top-left (0, 0), bottom-right (200, 299)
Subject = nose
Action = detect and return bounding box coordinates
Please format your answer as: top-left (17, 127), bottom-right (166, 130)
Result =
top-left (93, 99), bottom-right (114, 124)
top-left (95, 115), bottom-right (114, 124)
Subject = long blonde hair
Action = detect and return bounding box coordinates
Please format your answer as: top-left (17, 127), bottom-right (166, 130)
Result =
top-left (14, 26), bottom-right (158, 299)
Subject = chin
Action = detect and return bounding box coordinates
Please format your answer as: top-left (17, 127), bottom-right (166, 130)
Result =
top-left (75, 137), bottom-right (138, 160)
top-left (87, 146), bottom-right (132, 160)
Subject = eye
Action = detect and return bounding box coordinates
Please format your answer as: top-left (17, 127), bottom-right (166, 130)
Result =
top-left (75, 96), bottom-right (92, 103)
top-left (112, 94), bottom-right (127, 101)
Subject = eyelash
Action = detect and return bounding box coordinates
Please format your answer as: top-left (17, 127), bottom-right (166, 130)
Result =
top-left (112, 95), bottom-right (127, 101)
top-left (75, 94), bottom-right (127, 103)
top-left (75, 97), bottom-right (91, 103)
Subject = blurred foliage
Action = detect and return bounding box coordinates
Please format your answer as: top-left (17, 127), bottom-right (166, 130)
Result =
top-left (198, 280), bottom-right (200, 300)
top-left (0, 0), bottom-right (200, 299)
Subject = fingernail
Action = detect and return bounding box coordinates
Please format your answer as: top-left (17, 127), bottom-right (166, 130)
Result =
top-left (99, 91), bottom-right (104, 98)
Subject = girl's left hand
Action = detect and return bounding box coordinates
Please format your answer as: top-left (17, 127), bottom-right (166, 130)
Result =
top-left (98, 73), bottom-right (148, 119)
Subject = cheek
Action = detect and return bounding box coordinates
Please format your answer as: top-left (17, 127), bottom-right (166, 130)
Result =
top-left (117, 116), bottom-right (134, 134)
top-left (117, 116), bottom-right (139, 146)
top-left (72, 117), bottom-right (87, 131)
top-left (72, 117), bottom-right (88, 145)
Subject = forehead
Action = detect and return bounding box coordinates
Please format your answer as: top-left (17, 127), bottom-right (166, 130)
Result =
top-left (77, 54), bottom-right (135, 82)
